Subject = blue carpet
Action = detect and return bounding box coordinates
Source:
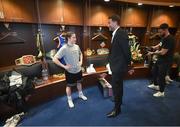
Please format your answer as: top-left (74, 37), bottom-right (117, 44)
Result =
top-left (6, 79), bottom-right (180, 126)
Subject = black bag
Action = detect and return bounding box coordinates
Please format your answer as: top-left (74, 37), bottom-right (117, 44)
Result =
top-left (0, 70), bottom-right (34, 112)
top-left (0, 75), bottom-right (9, 106)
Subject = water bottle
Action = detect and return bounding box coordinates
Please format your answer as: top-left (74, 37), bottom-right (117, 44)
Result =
top-left (42, 69), bottom-right (48, 80)
top-left (144, 60), bottom-right (148, 67)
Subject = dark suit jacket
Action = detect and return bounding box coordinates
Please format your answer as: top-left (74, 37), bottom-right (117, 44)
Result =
top-left (109, 28), bottom-right (131, 73)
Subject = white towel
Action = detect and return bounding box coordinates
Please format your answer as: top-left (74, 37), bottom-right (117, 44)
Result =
top-left (106, 63), bottom-right (112, 75)
top-left (9, 73), bottom-right (22, 87)
top-left (86, 64), bottom-right (96, 74)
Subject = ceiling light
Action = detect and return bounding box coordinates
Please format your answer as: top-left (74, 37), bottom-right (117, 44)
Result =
top-left (104, 0), bottom-right (110, 2)
top-left (138, 3), bottom-right (143, 6)
top-left (169, 5), bottom-right (174, 7)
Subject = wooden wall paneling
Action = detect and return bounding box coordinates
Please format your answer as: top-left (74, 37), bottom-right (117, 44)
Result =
top-left (134, 8), bottom-right (148, 27)
top-left (38, 0), bottom-right (83, 25)
top-left (20, 0), bottom-right (37, 23)
top-left (116, 0), bottom-right (180, 6)
top-left (2, 0), bottom-right (23, 22)
top-left (88, 1), bottom-right (104, 26)
top-left (121, 7), bottom-right (134, 27)
top-left (102, 5), bottom-right (118, 26)
top-left (38, 0), bottom-right (60, 24)
top-left (87, 1), bottom-right (118, 26)
top-left (144, 0), bottom-right (180, 2)
top-left (151, 8), bottom-right (179, 28)
top-left (63, 0), bottom-right (83, 25)
top-left (121, 6), bottom-right (148, 27)
top-left (101, 2), bottom-right (119, 26)
top-left (142, 6), bottom-right (153, 46)
top-left (0, 0), bottom-right (36, 23)
top-left (0, 0), bottom-right (5, 22)
top-left (88, 3), bottom-right (104, 26)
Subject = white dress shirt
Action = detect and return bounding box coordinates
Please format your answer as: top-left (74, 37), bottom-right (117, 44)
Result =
top-left (111, 27), bottom-right (120, 43)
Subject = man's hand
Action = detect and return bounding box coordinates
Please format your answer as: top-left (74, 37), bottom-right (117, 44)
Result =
top-left (64, 64), bottom-right (72, 70)
top-left (147, 51), bottom-right (154, 56)
top-left (128, 62), bottom-right (134, 75)
top-left (178, 72), bottom-right (180, 77)
top-left (128, 69), bottom-right (134, 75)
top-left (151, 46), bottom-right (155, 50)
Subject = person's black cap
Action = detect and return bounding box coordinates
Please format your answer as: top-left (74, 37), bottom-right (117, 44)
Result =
top-left (159, 23), bottom-right (169, 30)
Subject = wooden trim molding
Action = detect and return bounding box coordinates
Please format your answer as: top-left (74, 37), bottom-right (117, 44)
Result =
top-left (116, 0), bottom-right (180, 6)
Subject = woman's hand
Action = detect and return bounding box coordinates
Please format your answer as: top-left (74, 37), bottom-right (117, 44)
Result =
top-left (64, 64), bottom-right (72, 70)
top-left (79, 61), bottom-right (83, 66)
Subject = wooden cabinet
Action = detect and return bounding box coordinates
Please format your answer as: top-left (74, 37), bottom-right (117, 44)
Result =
top-left (88, 5), bottom-right (104, 26)
top-left (39, 0), bottom-right (83, 25)
top-left (151, 8), bottom-right (179, 27)
top-left (63, 0), bottom-right (83, 25)
top-left (20, 1), bottom-right (36, 23)
top-left (120, 7), bottom-right (148, 27)
top-left (102, 5), bottom-right (118, 26)
top-left (87, 2), bottom-right (118, 26)
top-left (38, 0), bottom-right (60, 24)
top-left (0, 0), bottom-right (5, 21)
top-left (0, 0), bottom-right (36, 23)
top-left (2, 0), bottom-right (23, 22)
top-left (0, 0), bottom-right (84, 24)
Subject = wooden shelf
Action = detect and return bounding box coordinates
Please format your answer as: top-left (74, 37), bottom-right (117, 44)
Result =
top-left (35, 76), bottom-right (65, 89)
top-left (0, 61), bottom-right (41, 72)
top-left (86, 54), bottom-right (108, 58)
top-left (34, 64), bottom-right (150, 89)
top-left (35, 66), bottom-right (108, 89)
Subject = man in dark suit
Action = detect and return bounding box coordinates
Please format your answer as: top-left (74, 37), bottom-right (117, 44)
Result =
top-left (107, 15), bottom-right (134, 118)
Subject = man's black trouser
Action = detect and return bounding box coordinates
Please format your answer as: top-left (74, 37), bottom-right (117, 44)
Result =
top-left (112, 72), bottom-right (124, 109)
top-left (152, 62), bottom-right (171, 92)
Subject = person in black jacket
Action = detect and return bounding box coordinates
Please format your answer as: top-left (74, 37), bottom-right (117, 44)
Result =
top-left (107, 15), bottom-right (134, 118)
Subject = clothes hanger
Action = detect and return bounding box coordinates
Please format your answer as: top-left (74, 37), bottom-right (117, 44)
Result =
top-left (92, 33), bottom-right (108, 40)
top-left (0, 23), bottom-right (26, 44)
top-left (0, 32), bottom-right (26, 41)
top-left (91, 27), bottom-right (108, 41)
top-left (0, 32), bottom-right (26, 44)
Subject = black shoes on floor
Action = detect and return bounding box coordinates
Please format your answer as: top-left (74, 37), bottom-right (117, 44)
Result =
top-left (106, 108), bottom-right (121, 118)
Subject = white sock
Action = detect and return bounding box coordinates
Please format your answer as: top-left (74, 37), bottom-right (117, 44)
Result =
top-left (79, 91), bottom-right (83, 96)
top-left (67, 96), bottom-right (72, 100)
top-left (67, 96), bottom-right (74, 108)
top-left (79, 91), bottom-right (87, 100)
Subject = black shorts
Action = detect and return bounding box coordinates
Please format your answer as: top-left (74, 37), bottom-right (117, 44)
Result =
top-left (65, 71), bottom-right (83, 86)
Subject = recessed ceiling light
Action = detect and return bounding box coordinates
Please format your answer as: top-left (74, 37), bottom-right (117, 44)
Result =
top-left (169, 5), bottom-right (174, 7)
top-left (138, 3), bottom-right (143, 6)
top-left (104, 0), bottom-right (110, 2)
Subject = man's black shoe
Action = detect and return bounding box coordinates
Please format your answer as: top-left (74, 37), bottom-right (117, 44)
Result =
top-left (106, 108), bottom-right (121, 118)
